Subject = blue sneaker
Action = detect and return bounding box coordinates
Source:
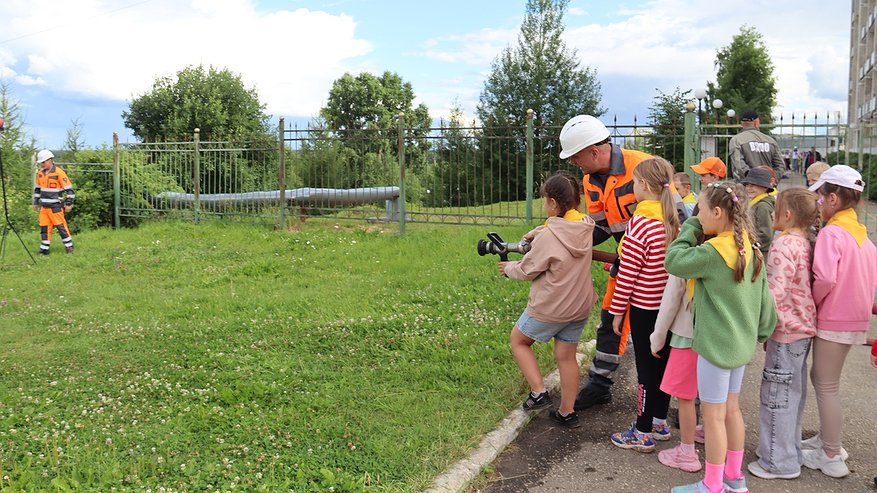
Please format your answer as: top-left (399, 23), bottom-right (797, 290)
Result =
top-left (652, 422), bottom-right (672, 441)
top-left (610, 424), bottom-right (655, 452)
top-left (629, 420), bottom-right (671, 441)
top-left (670, 481), bottom-right (714, 493)
top-left (723, 476), bottom-right (748, 493)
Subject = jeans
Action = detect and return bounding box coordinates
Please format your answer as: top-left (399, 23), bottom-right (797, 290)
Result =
top-left (755, 338), bottom-right (812, 475)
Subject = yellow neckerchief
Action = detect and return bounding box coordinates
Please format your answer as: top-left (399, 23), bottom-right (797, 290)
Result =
top-left (769, 188), bottom-right (778, 197)
top-left (705, 230), bottom-right (752, 269)
top-left (634, 199), bottom-right (664, 221)
top-left (617, 200), bottom-right (663, 256)
top-left (827, 208), bottom-right (867, 247)
top-left (749, 192), bottom-right (771, 207)
top-left (682, 192), bottom-right (697, 204)
top-left (543, 208), bottom-right (586, 227)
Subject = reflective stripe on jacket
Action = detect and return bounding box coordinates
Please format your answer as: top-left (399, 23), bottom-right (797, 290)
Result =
top-left (582, 146), bottom-right (651, 243)
top-left (34, 165), bottom-right (75, 207)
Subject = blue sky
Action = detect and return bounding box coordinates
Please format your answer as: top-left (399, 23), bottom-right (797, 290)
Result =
top-left (0, 0), bottom-right (851, 148)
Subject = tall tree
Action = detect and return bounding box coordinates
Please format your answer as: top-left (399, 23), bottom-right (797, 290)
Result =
top-left (0, 82), bottom-right (38, 230)
top-left (321, 71), bottom-right (430, 136)
top-left (317, 71), bottom-right (431, 191)
top-left (477, 0), bottom-right (603, 129)
top-left (647, 87), bottom-right (691, 168)
top-left (123, 65), bottom-right (270, 142)
top-left (63, 117), bottom-right (86, 158)
top-left (708, 26), bottom-right (777, 123)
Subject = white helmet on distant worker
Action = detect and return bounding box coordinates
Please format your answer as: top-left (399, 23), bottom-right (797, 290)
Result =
top-left (36, 149), bottom-right (55, 164)
top-left (558, 115), bottom-right (610, 159)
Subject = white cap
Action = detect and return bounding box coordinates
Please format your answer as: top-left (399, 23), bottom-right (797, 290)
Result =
top-left (36, 149), bottom-right (55, 164)
top-left (558, 115), bottom-right (610, 159)
top-left (808, 164), bottom-right (865, 192)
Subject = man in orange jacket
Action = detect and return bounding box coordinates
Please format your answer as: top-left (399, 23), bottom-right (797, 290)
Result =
top-left (558, 115), bottom-right (687, 411)
top-left (33, 150), bottom-right (75, 255)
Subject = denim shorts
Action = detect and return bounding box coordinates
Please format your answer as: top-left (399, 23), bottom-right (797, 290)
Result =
top-left (515, 311), bottom-right (587, 343)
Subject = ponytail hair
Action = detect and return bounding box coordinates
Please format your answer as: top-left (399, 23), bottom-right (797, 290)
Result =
top-left (633, 157), bottom-right (679, 246)
top-left (700, 181), bottom-right (764, 283)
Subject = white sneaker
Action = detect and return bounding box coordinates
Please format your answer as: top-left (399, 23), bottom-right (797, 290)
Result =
top-left (800, 434), bottom-right (849, 461)
top-left (802, 448), bottom-right (850, 478)
top-left (747, 460), bottom-right (800, 479)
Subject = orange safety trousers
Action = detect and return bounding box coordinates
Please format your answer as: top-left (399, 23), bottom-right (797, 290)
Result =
top-left (39, 207), bottom-right (72, 247)
top-left (600, 274), bottom-right (632, 356)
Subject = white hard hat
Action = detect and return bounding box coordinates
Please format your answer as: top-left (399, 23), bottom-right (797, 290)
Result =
top-left (37, 149), bottom-right (55, 164)
top-left (558, 115), bottom-right (610, 159)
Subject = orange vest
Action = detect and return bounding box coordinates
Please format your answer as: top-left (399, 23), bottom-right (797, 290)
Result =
top-left (582, 147), bottom-right (651, 236)
top-left (34, 165), bottom-right (74, 207)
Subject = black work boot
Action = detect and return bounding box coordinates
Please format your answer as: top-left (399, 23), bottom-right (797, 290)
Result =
top-left (574, 386), bottom-right (611, 411)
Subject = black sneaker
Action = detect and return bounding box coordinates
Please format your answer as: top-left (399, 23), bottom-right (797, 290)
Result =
top-left (522, 390), bottom-right (551, 411)
top-left (549, 409), bottom-right (580, 428)
top-left (574, 387), bottom-right (611, 411)
top-left (65, 246), bottom-right (74, 254)
top-left (37, 250), bottom-right (50, 256)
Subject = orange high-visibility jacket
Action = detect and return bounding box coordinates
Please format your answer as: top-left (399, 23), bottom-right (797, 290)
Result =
top-left (582, 146), bottom-right (651, 244)
top-left (34, 165), bottom-right (75, 208)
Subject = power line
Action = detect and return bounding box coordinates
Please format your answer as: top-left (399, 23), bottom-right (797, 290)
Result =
top-left (0, 0), bottom-right (154, 45)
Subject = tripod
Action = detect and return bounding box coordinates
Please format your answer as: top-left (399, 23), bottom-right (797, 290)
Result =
top-left (0, 150), bottom-right (36, 264)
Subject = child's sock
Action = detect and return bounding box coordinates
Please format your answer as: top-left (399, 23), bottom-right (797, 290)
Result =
top-left (652, 417), bottom-right (667, 426)
top-left (704, 462), bottom-right (724, 493)
top-left (724, 449), bottom-right (744, 480)
top-left (680, 442), bottom-right (696, 456)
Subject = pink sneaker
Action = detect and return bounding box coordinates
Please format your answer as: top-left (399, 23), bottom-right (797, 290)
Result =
top-left (658, 443), bottom-right (703, 472)
top-left (693, 424), bottom-right (704, 444)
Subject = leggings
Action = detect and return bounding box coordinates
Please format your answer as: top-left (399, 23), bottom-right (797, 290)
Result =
top-left (630, 306), bottom-right (671, 433)
top-left (810, 337), bottom-right (852, 458)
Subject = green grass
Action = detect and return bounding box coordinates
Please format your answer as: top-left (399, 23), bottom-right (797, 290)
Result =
top-left (0, 219), bottom-right (607, 492)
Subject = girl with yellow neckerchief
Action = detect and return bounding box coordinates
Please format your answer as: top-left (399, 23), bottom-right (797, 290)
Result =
top-left (666, 182), bottom-right (776, 493)
top-left (607, 157), bottom-right (680, 453)
top-left (802, 165), bottom-right (877, 479)
top-left (500, 171), bottom-right (598, 429)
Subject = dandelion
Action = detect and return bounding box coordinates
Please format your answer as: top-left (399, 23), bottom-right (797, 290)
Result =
top-left (106, 437), bottom-right (113, 445)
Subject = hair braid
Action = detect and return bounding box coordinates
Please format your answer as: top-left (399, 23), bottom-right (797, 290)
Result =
top-left (731, 199), bottom-right (747, 282)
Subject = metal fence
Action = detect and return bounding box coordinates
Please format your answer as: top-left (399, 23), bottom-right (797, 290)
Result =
top-left (102, 112), bottom-right (876, 232)
top-left (116, 130), bottom-right (280, 226)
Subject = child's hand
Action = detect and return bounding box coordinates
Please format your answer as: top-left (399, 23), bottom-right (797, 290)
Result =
top-left (612, 314), bottom-right (623, 336)
top-left (872, 354), bottom-right (877, 369)
top-left (498, 262), bottom-right (508, 276)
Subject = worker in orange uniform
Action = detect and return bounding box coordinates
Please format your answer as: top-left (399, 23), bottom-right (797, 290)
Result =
top-left (32, 150), bottom-right (75, 255)
top-left (558, 115), bottom-right (688, 411)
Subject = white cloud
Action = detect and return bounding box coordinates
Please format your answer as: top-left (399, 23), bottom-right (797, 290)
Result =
top-left (417, 28), bottom-right (517, 65)
top-left (14, 74), bottom-right (45, 86)
top-left (0, 0), bottom-right (372, 117)
top-left (557, 0), bottom-right (850, 118)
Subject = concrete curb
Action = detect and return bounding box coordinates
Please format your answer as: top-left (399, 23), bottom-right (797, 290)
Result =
top-left (423, 339), bottom-right (596, 493)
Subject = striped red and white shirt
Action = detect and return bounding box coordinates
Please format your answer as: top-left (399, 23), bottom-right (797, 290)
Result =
top-left (609, 215), bottom-right (670, 314)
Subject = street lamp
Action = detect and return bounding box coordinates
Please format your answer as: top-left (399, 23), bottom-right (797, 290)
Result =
top-left (712, 99), bottom-right (723, 123)
top-left (694, 88), bottom-right (707, 123)
top-left (726, 109), bottom-right (736, 122)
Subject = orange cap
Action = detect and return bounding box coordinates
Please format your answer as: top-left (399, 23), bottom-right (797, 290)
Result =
top-left (691, 157), bottom-right (727, 178)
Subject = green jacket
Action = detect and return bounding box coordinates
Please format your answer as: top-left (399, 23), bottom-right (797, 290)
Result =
top-left (664, 217), bottom-right (777, 369)
top-left (750, 195), bottom-right (775, 258)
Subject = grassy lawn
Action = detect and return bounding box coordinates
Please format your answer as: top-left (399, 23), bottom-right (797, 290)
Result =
top-left (0, 219), bottom-right (607, 492)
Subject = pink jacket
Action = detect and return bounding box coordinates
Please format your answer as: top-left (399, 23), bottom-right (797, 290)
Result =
top-left (766, 231), bottom-right (817, 343)
top-left (811, 224), bottom-right (877, 332)
top-left (503, 216), bottom-right (598, 323)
